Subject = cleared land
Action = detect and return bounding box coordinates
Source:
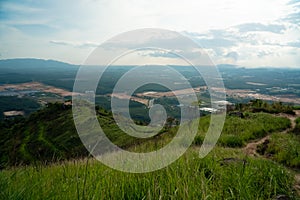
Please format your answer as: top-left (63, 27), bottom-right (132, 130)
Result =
top-left (0, 82), bottom-right (77, 97)
top-left (212, 87), bottom-right (300, 104)
top-left (110, 93), bottom-right (149, 106)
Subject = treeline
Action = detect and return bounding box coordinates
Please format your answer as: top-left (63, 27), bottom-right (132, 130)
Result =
top-left (235, 99), bottom-right (295, 115)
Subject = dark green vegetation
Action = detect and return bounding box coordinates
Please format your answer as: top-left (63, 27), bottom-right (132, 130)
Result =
top-left (294, 117), bottom-right (300, 135)
top-left (0, 103), bottom-right (87, 169)
top-left (96, 95), bottom-right (153, 122)
top-left (218, 64), bottom-right (300, 96)
top-left (0, 103), bottom-right (178, 168)
top-left (154, 97), bottom-right (181, 119)
top-left (236, 99), bottom-right (295, 114)
top-left (0, 96), bottom-right (40, 120)
top-left (0, 149), bottom-right (296, 200)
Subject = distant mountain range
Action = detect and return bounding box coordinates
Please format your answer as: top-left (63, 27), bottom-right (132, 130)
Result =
top-left (0, 58), bottom-right (78, 72)
top-left (1, 58), bottom-right (300, 101)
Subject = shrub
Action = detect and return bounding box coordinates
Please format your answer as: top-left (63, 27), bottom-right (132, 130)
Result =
top-left (193, 135), bottom-right (204, 145)
top-left (294, 117), bottom-right (300, 135)
top-left (219, 135), bottom-right (244, 148)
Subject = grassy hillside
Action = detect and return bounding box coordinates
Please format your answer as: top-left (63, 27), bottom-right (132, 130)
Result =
top-left (0, 103), bottom-right (86, 168)
top-left (0, 103), bottom-right (299, 199)
top-left (195, 112), bottom-right (290, 148)
top-left (256, 116), bottom-right (300, 168)
top-left (0, 148), bottom-right (296, 200)
top-left (257, 133), bottom-right (300, 168)
top-left (0, 102), bottom-right (179, 168)
top-left (0, 103), bottom-right (292, 168)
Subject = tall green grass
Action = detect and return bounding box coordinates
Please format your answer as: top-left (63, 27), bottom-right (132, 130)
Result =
top-left (257, 133), bottom-right (300, 168)
top-left (0, 148), bottom-right (296, 200)
top-left (130, 112), bottom-right (291, 152)
top-left (195, 113), bottom-right (291, 148)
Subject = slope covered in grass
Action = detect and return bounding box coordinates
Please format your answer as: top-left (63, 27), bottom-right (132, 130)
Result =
top-left (0, 148), bottom-right (296, 200)
top-left (0, 103), bottom-right (291, 169)
top-left (194, 112), bottom-right (291, 148)
top-left (0, 103), bottom-right (87, 168)
top-left (0, 103), bottom-right (149, 169)
top-left (0, 103), bottom-right (299, 199)
top-left (257, 133), bottom-right (300, 168)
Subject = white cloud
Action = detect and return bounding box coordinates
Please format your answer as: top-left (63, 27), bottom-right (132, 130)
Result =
top-left (50, 40), bottom-right (98, 48)
top-left (0, 0), bottom-right (299, 67)
top-left (1, 2), bottom-right (44, 13)
top-left (182, 19), bottom-right (300, 67)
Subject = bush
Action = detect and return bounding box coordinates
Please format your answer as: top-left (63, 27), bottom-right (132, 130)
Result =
top-left (252, 129), bottom-right (267, 138)
top-left (193, 135), bottom-right (204, 145)
top-left (219, 135), bottom-right (244, 147)
top-left (293, 117), bottom-right (300, 135)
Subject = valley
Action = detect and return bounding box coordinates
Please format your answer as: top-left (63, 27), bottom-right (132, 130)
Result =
top-left (0, 59), bottom-right (300, 199)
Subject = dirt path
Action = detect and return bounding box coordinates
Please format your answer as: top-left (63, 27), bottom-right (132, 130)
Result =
top-left (243, 110), bottom-right (300, 195)
top-left (275, 110), bottom-right (300, 132)
top-left (243, 110), bottom-right (300, 156)
top-left (243, 135), bottom-right (270, 156)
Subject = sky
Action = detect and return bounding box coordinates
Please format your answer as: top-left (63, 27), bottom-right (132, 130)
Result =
top-left (0, 0), bottom-right (300, 67)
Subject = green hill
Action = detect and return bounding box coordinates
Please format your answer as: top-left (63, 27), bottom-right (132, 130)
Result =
top-left (0, 102), bottom-right (292, 169)
top-left (0, 103), bottom-right (150, 169)
top-left (0, 102), bottom-right (299, 199)
top-left (1, 149), bottom-right (296, 200)
top-left (0, 102), bottom-right (183, 169)
top-left (0, 103), bottom-right (85, 168)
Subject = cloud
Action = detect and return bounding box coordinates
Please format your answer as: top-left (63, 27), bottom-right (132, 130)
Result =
top-left (236, 23), bottom-right (286, 33)
top-left (287, 0), bottom-right (300, 5)
top-left (146, 50), bottom-right (179, 58)
top-left (288, 41), bottom-right (300, 48)
top-left (50, 40), bottom-right (98, 48)
top-left (256, 50), bottom-right (273, 58)
top-left (283, 0), bottom-right (300, 24)
top-left (0, 0), bottom-right (299, 67)
top-left (183, 18), bottom-right (300, 67)
top-left (193, 38), bottom-right (236, 48)
top-left (0, 2), bottom-right (44, 13)
top-left (284, 13), bottom-right (300, 24)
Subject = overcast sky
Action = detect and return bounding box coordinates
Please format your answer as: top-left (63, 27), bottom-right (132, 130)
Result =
top-left (0, 0), bottom-right (300, 67)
